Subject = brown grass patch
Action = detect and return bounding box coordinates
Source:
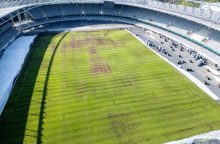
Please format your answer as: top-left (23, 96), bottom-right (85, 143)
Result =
top-left (89, 48), bottom-right (111, 75)
top-left (61, 43), bottom-right (68, 53)
top-left (69, 31), bottom-right (124, 50)
top-left (49, 44), bottom-right (56, 51)
top-left (68, 32), bottom-right (113, 75)
top-left (91, 64), bottom-right (112, 75)
top-left (89, 46), bottom-right (97, 54)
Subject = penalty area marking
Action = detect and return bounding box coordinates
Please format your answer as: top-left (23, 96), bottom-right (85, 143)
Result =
top-left (126, 29), bottom-right (220, 101)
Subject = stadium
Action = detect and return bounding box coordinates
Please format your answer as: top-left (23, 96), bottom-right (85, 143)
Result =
top-left (1, 0), bottom-right (220, 143)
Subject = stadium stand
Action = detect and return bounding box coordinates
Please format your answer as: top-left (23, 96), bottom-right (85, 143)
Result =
top-left (0, 27), bottom-right (19, 51)
top-left (0, 2), bottom-right (220, 58)
top-left (9, 3), bottom-right (220, 60)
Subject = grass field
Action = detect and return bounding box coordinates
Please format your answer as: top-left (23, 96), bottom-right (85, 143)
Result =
top-left (1, 30), bottom-right (220, 144)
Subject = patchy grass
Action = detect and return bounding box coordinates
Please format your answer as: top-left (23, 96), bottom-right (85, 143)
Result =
top-left (1, 30), bottom-right (220, 144)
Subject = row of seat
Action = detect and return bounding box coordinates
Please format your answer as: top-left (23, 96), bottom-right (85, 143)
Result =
top-left (1, 3), bottom-right (220, 61)
top-left (27, 4), bottom-right (220, 38)
top-left (26, 4), bottom-right (220, 57)
top-left (0, 28), bottom-right (19, 51)
top-left (0, 22), bottom-right (12, 35)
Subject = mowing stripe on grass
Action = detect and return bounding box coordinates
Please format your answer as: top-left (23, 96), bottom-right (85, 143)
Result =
top-left (1, 30), bottom-right (220, 144)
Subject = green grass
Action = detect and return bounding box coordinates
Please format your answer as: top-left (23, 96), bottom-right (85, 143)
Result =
top-left (179, 0), bottom-right (200, 7)
top-left (1, 30), bottom-right (220, 144)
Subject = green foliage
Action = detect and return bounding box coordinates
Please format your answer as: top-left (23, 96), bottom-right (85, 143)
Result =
top-left (206, 0), bottom-right (220, 3)
top-left (179, 0), bottom-right (200, 7)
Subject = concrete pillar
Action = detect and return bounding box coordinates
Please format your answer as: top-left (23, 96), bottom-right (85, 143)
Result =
top-left (17, 12), bottom-right (22, 23)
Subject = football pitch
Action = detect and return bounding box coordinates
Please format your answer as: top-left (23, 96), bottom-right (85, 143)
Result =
top-left (1, 30), bottom-right (220, 144)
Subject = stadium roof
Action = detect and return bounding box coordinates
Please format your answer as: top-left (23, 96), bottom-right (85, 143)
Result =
top-left (0, 6), bottom-right (25, 17)
top-left (0, 0), bottom-right (86, 8)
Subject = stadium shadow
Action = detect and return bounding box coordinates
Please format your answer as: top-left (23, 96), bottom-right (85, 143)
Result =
top-left (0, 33), bottom-right (57, 144)
top-left (37, 32), bottom-right (69, 144)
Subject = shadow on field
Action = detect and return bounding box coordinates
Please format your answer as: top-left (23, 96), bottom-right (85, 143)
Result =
top-left (37, 32), bottom-right (69, 144)
top-left (0, 33), bottom-right (57, 144)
